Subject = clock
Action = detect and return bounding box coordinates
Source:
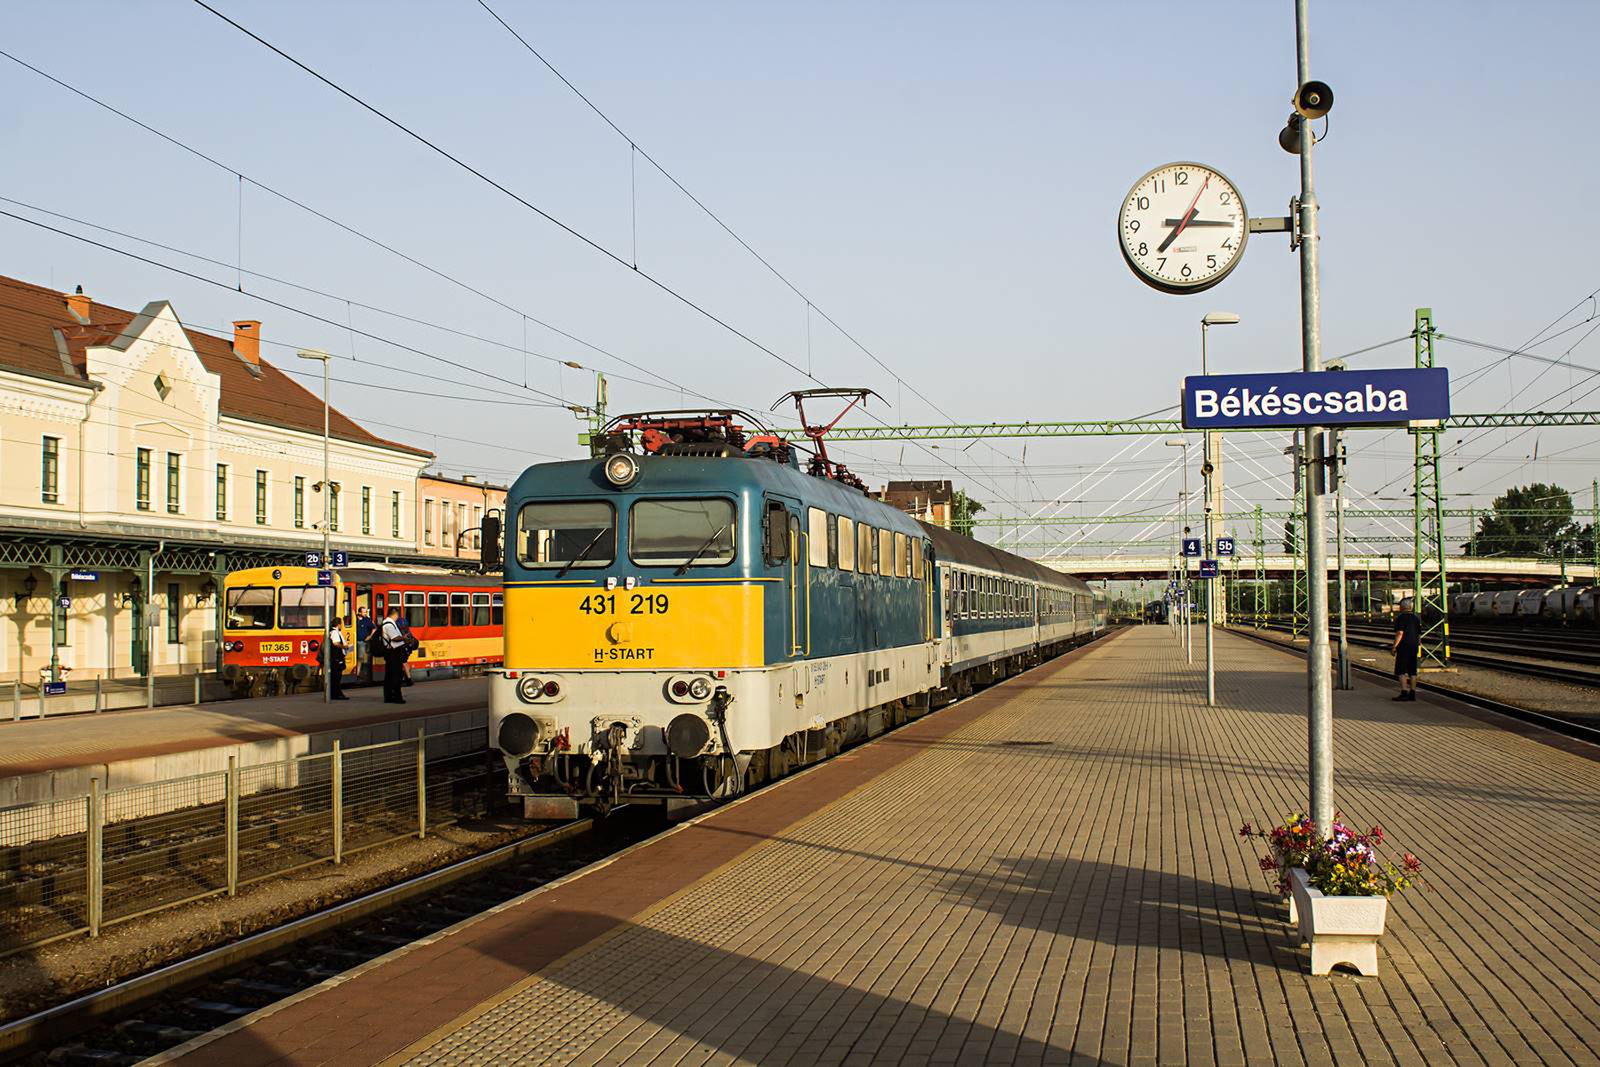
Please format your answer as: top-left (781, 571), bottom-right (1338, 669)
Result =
top-left (1118, 162), bottom-right (1248, 294)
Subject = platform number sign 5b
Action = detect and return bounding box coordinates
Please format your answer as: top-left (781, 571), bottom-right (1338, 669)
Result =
top-left (1216, 536), bottom-right (1235, 556)
top-left (1119, 162), bottom-right (1248, 295)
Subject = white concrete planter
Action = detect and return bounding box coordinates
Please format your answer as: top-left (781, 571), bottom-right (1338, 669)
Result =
top-left (1289, 867), bottom-right (1388, 976)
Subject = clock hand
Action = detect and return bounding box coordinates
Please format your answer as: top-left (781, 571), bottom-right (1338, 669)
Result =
top-left (1157, 176), bottom-right (1211, 253)
top-left (1161, 218), bottom-right (1233, 227)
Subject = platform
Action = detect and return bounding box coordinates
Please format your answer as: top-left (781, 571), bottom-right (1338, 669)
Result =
top-left (159, 627), bottom-right (1600, 1066)
top-left (0, 678), bottom-right (487, 805)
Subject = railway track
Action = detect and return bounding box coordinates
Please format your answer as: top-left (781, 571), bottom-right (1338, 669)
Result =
top-left (1229, 626), bottom-right (1600, 748)
top-left (1255, 619), bottom-right (1600, 688)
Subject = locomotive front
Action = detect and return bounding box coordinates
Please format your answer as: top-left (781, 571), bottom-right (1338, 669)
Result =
top-left (490, 430), bottom-right (786, 814)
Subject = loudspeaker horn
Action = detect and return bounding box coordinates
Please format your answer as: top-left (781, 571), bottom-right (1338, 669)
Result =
top-left (1293, 80), bottom-right (1333, 119)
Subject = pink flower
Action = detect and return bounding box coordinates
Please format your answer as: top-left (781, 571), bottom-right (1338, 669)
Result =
top-left (1402, 853), bottom-right (1422, 873)
top-left (1259, 855), bottom-right (1279, 872)
top-left (1369, 825), bottom-right (1384, 843)
top-left (1238, 822), bottom-right (1254, 838)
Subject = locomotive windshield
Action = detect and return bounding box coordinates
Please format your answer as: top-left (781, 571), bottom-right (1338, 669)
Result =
top-left (517, 501), bottom-right (615, 569)
top-left (629, 498), bottom-right (736, 567)
top-left (225, 586), bottom-right (275, 630)
top-left (277, 586), bottom-right (330, 630)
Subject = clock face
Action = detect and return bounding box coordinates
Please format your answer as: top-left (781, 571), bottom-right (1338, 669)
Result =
top-left (1118, 162), bottom-right (1248, 294)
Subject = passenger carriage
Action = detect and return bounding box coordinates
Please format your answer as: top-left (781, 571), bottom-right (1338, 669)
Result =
top-left (221, 564), bottom-right (503, 696)
top-left (486, 412), bottom-right (1104, 815)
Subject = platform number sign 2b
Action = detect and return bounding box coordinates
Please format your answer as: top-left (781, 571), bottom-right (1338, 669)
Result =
top-left (1216, 537), bottom-right (1235, 556)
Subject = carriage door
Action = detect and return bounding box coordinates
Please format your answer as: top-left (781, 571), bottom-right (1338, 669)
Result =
top-left (763, 498), bottom-right (803, 659)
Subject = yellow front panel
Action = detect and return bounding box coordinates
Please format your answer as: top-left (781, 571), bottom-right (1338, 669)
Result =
top-left (504, 584), bottom-right (764, 669)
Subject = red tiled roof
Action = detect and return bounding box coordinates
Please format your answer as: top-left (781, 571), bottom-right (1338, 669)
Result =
top-left (0, 274), bottom-right (431, 457)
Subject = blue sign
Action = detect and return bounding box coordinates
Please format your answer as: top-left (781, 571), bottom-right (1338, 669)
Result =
top-left (330, 550), bottom-right (349, 568)
top-left (1216, 537), bottom-right (1235, 556)
top-left (1199, 559), bottom-right (1219, 578)
top-left (1182, 367), bottom-right (1450, 429)
top-left (1182, 538), bottom-right (1201, 557)
top-left (43, 681), bottom-right (67, 696)
top-left (316, 569), bottom-right (334, 587)
top-left (68, 570), bottom-right (98, 582)
top-left (57, 595), bottom-right (71, 610)
top-left (304, 552), bottom-right (321, 567)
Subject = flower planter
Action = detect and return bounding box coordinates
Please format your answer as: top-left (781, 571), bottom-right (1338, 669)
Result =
top-left (1289, 867), bottom-right (1388, 976)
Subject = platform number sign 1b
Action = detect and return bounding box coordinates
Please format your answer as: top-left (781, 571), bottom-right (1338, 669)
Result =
top-left (1216, 536), bottom-right (1235, 556)
top-left (1182, 537), bottom-right (1201, 558)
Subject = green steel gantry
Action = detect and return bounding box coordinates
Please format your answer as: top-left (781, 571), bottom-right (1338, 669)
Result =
top-left (1411, 310), bottom-right (1450, 666)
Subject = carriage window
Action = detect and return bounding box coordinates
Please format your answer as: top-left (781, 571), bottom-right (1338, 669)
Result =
top-left (427, 592), bottom-right (449, 628)
top-left (894, 532), bottom-right (909, 578)
top-left (518, 501), bottom-right (615, 569)
top-left (807, 508), bottom-right (829, 568)
top-left (450, 593), bottom-right (470, 627)
top-left (490, 592), bottom-right (504, 626)
top-left (878, 529), bottom-right (893, 577)
top-left (278, 586), bottom-right (329, 630)
top-left (912, 540), bottom-right (924, 580)
top-left (471, 593), bottom-right (491, 626)
top-left (630, 498), bottom-right (736, 567)
top-left (859, 523), bottom-right (874, 574)
top-left (403, 592), bottom-right (426, 628)
top-left (838, 516), bottom-right (856, 571)
top-left (225, 586), bottom-right (275, 630)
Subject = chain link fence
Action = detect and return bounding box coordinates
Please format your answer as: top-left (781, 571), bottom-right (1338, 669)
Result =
top-left (0, 726), bottom-right (494, 955)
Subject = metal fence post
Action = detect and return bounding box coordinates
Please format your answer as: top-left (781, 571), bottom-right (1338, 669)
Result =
top-left (331, 739), bottom-right (343, 864)
top-left (95, 676), bottom-right (103, 713)
top-left (11, 679), bottom-right (18, 721)
top-left (226, 755), bottom-right (239, 896)
top-left (38, 685), bottom-right (46, 720)
top-left (193, 673), bottom-right (201, 705)
top-left (416, 728), bottom-right (427, 840)
top-left (87, 778), bottom-right (104, 937)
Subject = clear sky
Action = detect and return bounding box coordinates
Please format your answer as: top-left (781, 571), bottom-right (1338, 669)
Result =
top-left (2, 0), bottom-right (1596, 559)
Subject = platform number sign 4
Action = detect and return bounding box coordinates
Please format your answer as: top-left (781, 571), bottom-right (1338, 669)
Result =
top-left (1182, 537), bottom-right (1202, 558)
top-left (1119, 162), bottom-right (1248, 295)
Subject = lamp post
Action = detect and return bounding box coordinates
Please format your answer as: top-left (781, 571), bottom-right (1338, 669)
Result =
top-left (298, 349), bottom-right (333, 705)
top-left (1200, 312), bottom-right (1239, 707)
top-left (1165, 438), bottom-right (1191, 665)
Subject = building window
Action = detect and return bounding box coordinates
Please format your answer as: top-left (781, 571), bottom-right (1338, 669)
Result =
top-left (392, 491), bottom-right (401, 538)
top-left (165, 453), bottom-right (182, 513)
top-left (442, 504), bottom-right (454, 551)
top-left (472, 505), bottom-right (483, 549)
top-left (216, 464), bottom-right (228, 521)
top-left (361, 486), bottom-right (372, 535)
top-left (329, 483), bottom-right (340, 532)
top-left (167, 582), bottom-right (181, 643)
top-left (294, 476), bottom-right (305, 528)
top-left (136, 448), bottom-right (151, 510)
top-left (423, 498), bottom-right (434, 545)
top-left (458, 504), bottom-right (469, 551)
top-left (255, 470), bottom-right (268, 525)
top-left (41, 436), bottom-right (60, 504)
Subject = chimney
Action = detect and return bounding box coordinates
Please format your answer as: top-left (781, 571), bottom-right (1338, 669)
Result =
top-left (233, 320), bottom-right (261, 365)
top-left (65, 285), bottom-right (91, 322)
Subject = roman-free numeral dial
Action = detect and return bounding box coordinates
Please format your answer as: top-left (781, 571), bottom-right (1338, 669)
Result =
top-left (1118, 162), bottom-right (1248, 294)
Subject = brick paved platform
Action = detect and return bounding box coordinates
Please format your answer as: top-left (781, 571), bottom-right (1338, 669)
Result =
top-left (0, 677), bottom-right (486, 778)
top-left (161, 627), bottom-right (1600, 1066)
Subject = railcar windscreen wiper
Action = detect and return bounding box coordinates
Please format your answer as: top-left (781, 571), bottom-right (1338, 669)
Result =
top-left (674, 524), bottom-right (731, 576)
top-left (555, 529), bottom-right (608, 578)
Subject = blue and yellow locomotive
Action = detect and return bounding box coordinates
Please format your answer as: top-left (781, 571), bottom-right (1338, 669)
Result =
top-left (487, 411), bottom-right (1105, 815)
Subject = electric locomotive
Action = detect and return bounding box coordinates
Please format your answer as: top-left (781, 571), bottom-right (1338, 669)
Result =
top-left (486, 409), bottom-right (1103, 816)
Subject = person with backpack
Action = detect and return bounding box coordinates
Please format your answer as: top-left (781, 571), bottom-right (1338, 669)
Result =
top-left (378, 606), bottom-right (411, 704)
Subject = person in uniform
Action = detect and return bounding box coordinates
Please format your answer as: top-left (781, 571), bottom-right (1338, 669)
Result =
top-left (1390, 598), bottom-right (1421, 701)
top-left (327, 618), bottom-right (350, 700)
top-left (380, 607), bottom-right (409, 704)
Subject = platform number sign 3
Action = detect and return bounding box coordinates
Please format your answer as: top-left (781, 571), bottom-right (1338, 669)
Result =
top-left (1119, 162), bottom-right (1248, 295)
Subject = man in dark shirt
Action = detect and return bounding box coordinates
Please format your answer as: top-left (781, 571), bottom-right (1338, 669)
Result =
top-left (1391, 598), bottom-right (1421, 701)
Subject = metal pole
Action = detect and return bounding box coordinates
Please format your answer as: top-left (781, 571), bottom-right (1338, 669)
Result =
top-left (193, 672), bottom-right (201, 705)
top-left (1335, 432), bottom-right (1351, 689)
top-left (416, 727), bottom-right (427, 840)
top-left (322, 356), bottom-right (332, 705)
top-left (1182, 441), bottom-right (1192, 665)
top-left (1202, 324), bottom-right (1214, 704)
top-left (331, 738), bottom-right (343, 864)
top-left (94, 675), bottom-right (103, 713)
top-left (226, 755), bottom-right (239, 896)
top-left (1295, 0), bottom-right (1334, 833)
top-left (146, 550), bottom-right (155, 709)
top-left (87, 777), bottom-right (103, 937)
top-left (12, 678), bottom-right (20, 721)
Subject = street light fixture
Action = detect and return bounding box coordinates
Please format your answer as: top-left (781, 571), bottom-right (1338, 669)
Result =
top-left (1164, 438), bottom-right (1192, 664)
top-left (297, 349), bottom-right (333, 705)
top-left (1198, 312), bottom-right (1239, 707)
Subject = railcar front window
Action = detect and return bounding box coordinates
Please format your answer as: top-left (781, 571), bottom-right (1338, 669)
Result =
top-left (278, 586), bottom-right (329, 630)
top-left (630, 498), bottom-right (736, 567)
top-left (517, 501), bottom-right (616, 569)
top-left (225, 587), bottom-right (275, 630)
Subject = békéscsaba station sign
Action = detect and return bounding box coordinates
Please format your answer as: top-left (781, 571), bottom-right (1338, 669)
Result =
top-left (1181, 367), bottom-right (1451, 429)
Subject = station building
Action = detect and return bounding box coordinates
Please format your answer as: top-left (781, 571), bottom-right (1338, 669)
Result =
top-left (879, 479), bottom-right (955, 528)
top-left (0, 273), bottom-right (438, 683)
top-left (417, 472), bottom-right (506, 563)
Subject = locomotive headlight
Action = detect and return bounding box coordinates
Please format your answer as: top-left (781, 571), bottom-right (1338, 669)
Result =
top-left (603, 453), bottom-right (639, 488)
top-left (517, 675), bottom-right (545, 702)
top-left (687, 678), bottom-right (712, 701)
